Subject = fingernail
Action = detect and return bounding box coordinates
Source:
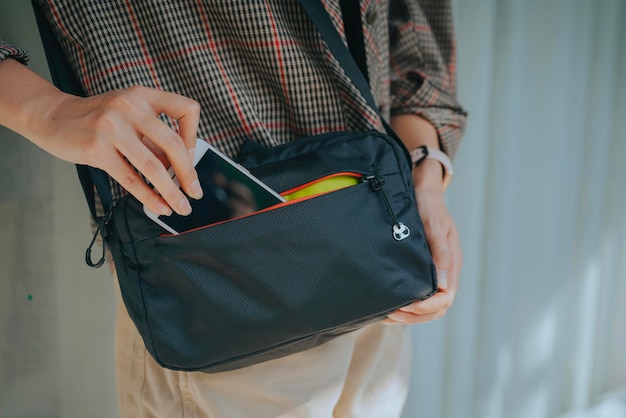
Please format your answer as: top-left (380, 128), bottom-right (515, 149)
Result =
top-left (189, 179), bottom-right (203, 200)
top-left (188, 147), bottom-right (196, 162)
top-left (157, 202), bottom-right (172, 216)
top-left (387, 313), bottom-right (407, 323)
top-left (178, 197), bottom-right (192, 215)
top-left (437, 270), bottom-right (449, 289)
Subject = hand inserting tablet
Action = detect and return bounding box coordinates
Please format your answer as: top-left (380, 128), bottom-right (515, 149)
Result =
top-left (143, 140), bottom-right (285, 234)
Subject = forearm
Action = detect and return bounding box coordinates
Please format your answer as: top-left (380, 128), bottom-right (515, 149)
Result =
top-left (390, 113), bottom-right (444, 192)
top-left (0, 58), bottom-right (67, 144)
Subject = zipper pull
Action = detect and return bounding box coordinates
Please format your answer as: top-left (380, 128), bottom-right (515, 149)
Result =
top-left (363, 175), bottom-right (410, 241)
top-left (392, 222), bottom-right (411, 241)
top-left (85, 200), bottom-right (117, 268)
top-left (369, 175), bottom-right (386, 190)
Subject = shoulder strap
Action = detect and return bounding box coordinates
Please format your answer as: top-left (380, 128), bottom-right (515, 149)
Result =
top-left (339, 0), bottom-right (370, 86)
top-left (32, 0), bottom-right (113, 222)
top-left (296, 1), bottom-right (412, 164)
top-left (297, 1), bottom-right (377, 112)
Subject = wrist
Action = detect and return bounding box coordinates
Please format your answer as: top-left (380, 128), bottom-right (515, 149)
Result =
top-left (389, 114), bottom-right (453, 191)
top-left (413, 159), bottom-right (445, 192)
top-left (0, 58), bottom-right (68, 142)
top-left (410, 146), bottom-right (453, 191)
top-left (26, 89), bottom-right (73, 143)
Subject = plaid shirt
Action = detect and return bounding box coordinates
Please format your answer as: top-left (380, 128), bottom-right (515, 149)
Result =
top-left (2, 0), bottom-right (466, 205)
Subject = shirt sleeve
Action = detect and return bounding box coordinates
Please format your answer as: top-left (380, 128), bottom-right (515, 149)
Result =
top-left (0, 40), bottom-right (29, 65)
top-left (388, 0), bottom-right (467, 159)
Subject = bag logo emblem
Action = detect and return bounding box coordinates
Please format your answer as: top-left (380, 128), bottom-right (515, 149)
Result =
top-left (392, 222), bottom-right (410, 241)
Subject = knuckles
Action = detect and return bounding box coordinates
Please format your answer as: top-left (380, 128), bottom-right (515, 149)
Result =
top-left (163, 130), bottom-right (185, 148)
top-left (105, 91), bottom-right (138, 114)
top-left (82, 135), bottom-right (110, 167)
top-left (140, 158), bottom-right (164, 178)
top-left (119, 172), bottom-right (141, 190)
top-left (92, 112), bottom-right (118, 132)
top-left (185, 99), bottom-right (201, 116)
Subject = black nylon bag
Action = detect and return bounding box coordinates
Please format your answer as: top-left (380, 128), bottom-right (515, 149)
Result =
top-left (34, 0), bottom-right (438, 373)
top-left (107, 130), bottom-right (437, 372)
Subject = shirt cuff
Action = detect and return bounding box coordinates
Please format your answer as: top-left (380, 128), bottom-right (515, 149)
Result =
top-left (0, 40), bottom-right (30, 65)
top-left (391, 79), bottom-right (467, 160)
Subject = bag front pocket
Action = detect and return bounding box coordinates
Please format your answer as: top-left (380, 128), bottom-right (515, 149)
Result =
top-left (131, 172), bottom-right (436, 371)
top-left (160, 172), bottom-right (365, 236)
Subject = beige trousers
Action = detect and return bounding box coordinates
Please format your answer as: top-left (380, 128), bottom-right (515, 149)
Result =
top-left (113, 275), bottom-right (412, 418)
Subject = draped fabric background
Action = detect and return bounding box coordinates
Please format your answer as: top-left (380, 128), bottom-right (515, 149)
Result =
top-left (1, 1), bottom-right (625, 417)
top-left (404, 0), bottom-right (626, 417)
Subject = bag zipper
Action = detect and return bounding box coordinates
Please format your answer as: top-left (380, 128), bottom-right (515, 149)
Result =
top-left (162, 172), bottom-right (364, 236)
top-left (362, 175), bottom-right (411, 241)
top-left (160, 172), bottom-right (410, 241)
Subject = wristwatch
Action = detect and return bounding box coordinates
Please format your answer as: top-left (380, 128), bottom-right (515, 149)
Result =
top-left (410, 145), bottom-right (454, 190)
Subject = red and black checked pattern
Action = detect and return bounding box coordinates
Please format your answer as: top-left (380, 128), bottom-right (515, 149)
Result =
top-left (2, 0), bottom-right (466, 207)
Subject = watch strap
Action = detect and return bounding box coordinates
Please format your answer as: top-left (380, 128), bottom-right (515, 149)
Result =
top-left (410, 146), bottom-right (454, 190)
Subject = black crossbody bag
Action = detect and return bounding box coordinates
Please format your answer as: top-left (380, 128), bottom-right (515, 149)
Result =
top-left (35, 0), bottom-right (438, 372)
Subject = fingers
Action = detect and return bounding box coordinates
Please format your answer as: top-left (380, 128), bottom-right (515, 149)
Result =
top-left (148, 88), bottom-right (200, 152)
top-left (104, 152), bottom-right (172, 216)
top-left (382, 291), bottom-right (453, 326)
top-left (140, 135), bottom-right (169, 168)
top-left (117, 131), bottom-right (193, 216)
top-left (399, 290), bottom-right (455, 315)
top-left (137, 88), bottom-right (202, 201)
top-left (382, 309), bottom-right (447, 325)
top-left (38, 85), bottom-right (203, 215)
top-left (107, 87), bottom-right (202, 214)
top-left (137, 117), bottom-right (202, 201)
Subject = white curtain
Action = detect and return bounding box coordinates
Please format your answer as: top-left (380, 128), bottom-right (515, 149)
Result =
top-left (1, 1), bottom-right (625, 418)
top-left (404, 0), bottom-right (626, 417)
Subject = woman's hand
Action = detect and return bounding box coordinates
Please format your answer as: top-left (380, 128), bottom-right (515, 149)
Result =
top-left (0, 59), bottom-right (202, 216)
top-left (382, 161), bottom-right (463, 324)
top-left (384, 114), bottom-right (463, 325)
top-left (43, 87), bottom-right (202, 216)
